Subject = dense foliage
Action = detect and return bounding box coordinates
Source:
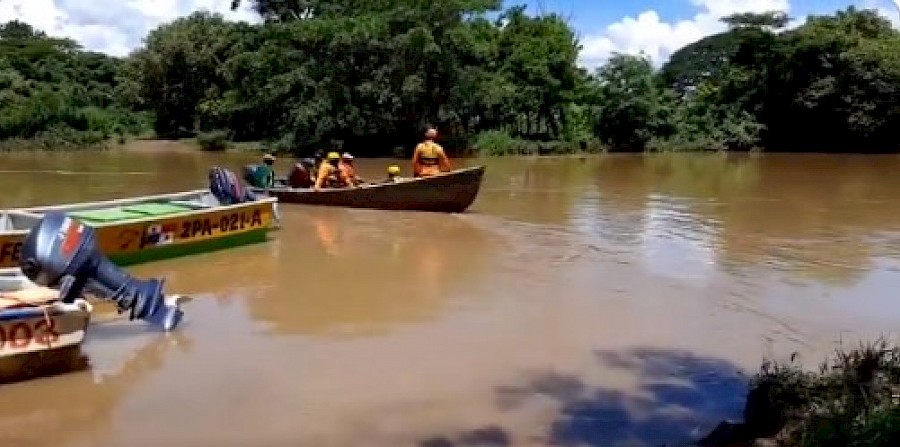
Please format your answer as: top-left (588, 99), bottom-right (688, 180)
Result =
top-left (1, 4), bottom-right (899, 154)
top-left (0, 21), bottom-right (151, 150)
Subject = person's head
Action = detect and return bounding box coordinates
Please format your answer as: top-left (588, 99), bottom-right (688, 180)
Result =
top-left (387, 165), bottom-right (400, 178)
top-left (326, 151), bottom-right (341, 165)
top-left (424, 126), bottom-right (437, 141)
top-left (299, 158), bottom-right (315, 170)
top-left (341, 152), bottom-right (354, 164)
top-left (263, 154), bottom-right (276, 166)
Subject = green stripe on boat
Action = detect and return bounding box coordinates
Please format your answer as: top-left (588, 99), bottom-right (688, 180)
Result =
top-left (109, 228), bottom-right (270, 266)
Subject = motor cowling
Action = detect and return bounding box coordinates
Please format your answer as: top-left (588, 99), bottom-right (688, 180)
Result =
top-left (210, 166), bottom-right (257, 204)
top-left (18, 212), bottom-right (183, 331)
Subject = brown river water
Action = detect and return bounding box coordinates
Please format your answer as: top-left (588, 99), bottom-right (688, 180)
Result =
top-left (2, 146), bottom-right (900, 446)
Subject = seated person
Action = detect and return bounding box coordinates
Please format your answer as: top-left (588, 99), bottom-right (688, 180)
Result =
top-left (258, 153), bottom-right (277, 187)
top-left (384, 165), bottom-right (402, 183)
top-left (287, 158), bottom-right (316, 188)
top-left (339, 152), bottom-right (363, 186)
top-left (315, 152), bottom-right (354, 190)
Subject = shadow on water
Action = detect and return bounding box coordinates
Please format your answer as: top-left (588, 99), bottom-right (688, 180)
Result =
top-left (421, 347), bottom-right (749, 447)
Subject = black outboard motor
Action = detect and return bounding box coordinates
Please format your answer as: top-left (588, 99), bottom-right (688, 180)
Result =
top-left (210, 166), bottom-right (258, 204)
top-left (18, 212), bottom-right (183, 331)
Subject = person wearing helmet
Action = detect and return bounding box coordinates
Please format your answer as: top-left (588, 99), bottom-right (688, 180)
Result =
top-left (339, 152), bottom-right (362, 186)
top-left (315, 151), bottom-right (353, 190)
top-left (412, 126), bottom-right (451, 177)
top-left (384, 165), bottom-right (402, 183)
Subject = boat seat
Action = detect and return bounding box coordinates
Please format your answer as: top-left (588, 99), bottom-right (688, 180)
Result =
top-left (168, 200), bottom-right (214, 209)
top-left (67, 202), bottom-right (198, 223)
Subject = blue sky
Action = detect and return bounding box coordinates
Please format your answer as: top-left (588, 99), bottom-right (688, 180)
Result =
top-left (1, 0), bottom-right (897, 69)
top-left (503, 0), bottom-right (900, 68)
top-left (511, 0), bottom-right (862, 32)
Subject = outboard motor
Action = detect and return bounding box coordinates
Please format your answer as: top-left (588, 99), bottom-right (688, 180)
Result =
top-left (18, 212), bottom-right (183, 331)
top-left (210, 166), bottom-right (258, 204)
top-left (209, 166), bottom-right (281, 226)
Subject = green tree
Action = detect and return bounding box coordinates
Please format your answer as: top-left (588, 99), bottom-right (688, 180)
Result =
top-left (588, 53), bottom-right (673, 151)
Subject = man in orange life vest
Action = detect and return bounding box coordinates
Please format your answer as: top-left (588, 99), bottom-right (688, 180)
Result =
top-left (412, 126), bottom-right (451, 178)
top-left (315, 152), bottom-right (354, 190)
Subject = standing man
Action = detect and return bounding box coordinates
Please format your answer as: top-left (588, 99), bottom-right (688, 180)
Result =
top-left (412, 126), bottom-right (451, 177)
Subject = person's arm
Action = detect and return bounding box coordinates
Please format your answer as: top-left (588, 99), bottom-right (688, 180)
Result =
top-left (438, 146), bottom-right (452, 171)
top-left (341, 168), bottom-right (356, 187)
top-left (411, 144), bottom-right (422, 175)
top-left (314, 165), bottom-right (327, 190)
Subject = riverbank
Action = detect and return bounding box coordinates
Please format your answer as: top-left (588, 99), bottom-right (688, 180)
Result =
top-left (700, 338), bottom-right (900, 446)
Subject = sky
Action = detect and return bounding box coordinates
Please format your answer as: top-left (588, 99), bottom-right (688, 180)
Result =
top-left (0, 0), bottom-right (898, 70)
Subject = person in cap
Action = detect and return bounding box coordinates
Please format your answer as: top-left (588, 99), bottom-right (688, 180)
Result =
top-left (412, 126), bottom-right (451, 177)
top-left (256, 153), bottom-right (277, 188)
top-left (315, 151), bottom-right (354, 190)
top-left (339, 152), bottom-right (363, 186)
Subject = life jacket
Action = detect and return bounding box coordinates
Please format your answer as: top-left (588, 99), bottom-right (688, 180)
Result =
top-left (320, 163), bottom-right (346, 188)
top-left (417, 141), bottom-right (441, 166)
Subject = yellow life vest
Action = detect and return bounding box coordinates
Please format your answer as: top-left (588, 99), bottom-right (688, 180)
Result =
top-left (417, 142), bottom-right (441, 166)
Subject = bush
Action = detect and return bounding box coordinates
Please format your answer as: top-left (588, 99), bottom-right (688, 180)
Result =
top-left (743, 339), bottom-right (900, 446)
top-left (196, 130), bottom-right (230, 151)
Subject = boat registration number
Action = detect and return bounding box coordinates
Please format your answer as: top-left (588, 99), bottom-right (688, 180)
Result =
top-left (0, 318), bottom-right (60, 351)
top-left (0, 241), bottom-right (22, 264)
top-left (178, 209), bottom-right (264, 239)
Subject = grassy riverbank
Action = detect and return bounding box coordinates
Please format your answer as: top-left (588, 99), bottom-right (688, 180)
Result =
top-left (703, 339), bottom-right (900, 446)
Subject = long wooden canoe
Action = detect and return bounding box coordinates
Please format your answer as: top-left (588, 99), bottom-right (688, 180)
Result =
top-left (0, 190), bottom-right (279, 269)
top-left (251, 165), bottom-right (485, 213)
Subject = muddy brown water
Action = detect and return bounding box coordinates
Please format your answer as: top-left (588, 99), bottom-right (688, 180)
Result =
top-left (2, 146), bottom-right (900, 446)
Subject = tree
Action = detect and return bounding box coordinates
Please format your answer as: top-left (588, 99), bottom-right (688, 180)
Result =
top-left (588, 54), bottom-right (672, 151)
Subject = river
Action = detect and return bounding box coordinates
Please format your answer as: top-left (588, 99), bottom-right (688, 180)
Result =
top-left (1, 146), bottom-right (899, 446)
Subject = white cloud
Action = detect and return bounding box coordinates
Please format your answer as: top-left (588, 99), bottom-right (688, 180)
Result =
top-left (0, 0), bottom-right (260, 56)
top-left (578, 0), bottom-right (791, 70)
top-left (861, 0), bottom-right (900, 27)
top-left (1, 0), bottom-right (898, 67)
top-left (578, 0), bottom-right (900, 71)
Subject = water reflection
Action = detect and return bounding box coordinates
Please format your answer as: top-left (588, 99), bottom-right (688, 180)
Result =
top-left (0, 323), bottom-right (187, 447)
top-left (483, 153), bottom-right (900, 289)
top-left (243, 206), bottom-right (496, 337)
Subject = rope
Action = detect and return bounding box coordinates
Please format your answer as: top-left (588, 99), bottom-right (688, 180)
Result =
top-left (0, 292), bottom-right (55, 349)
top-left (0, 292), bottom-right (93, 350)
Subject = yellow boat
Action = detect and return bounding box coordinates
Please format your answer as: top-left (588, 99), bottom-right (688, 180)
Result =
top-left (0, 189), bottom-right (279, 269)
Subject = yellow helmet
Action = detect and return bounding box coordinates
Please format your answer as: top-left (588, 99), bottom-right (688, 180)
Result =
top-left (326, 152), bottom-right (340, 160)
top-left (387, 165), bottom-right (400, 175)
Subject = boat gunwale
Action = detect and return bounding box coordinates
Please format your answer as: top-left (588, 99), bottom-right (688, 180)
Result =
top-left (259, 165), bottom-right (486, 194)
top-left (1, 190), bottom-right (279, 231)
top-left (0, 302), bottom-right (90, 321)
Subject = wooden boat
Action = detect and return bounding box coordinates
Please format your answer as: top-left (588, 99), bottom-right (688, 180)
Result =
top-left (0, 190), bottom-right (279, 269)
top-left (0, 271), bottom-right (92, 370)
top-left (252, 165), bottom-right (486, 213)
